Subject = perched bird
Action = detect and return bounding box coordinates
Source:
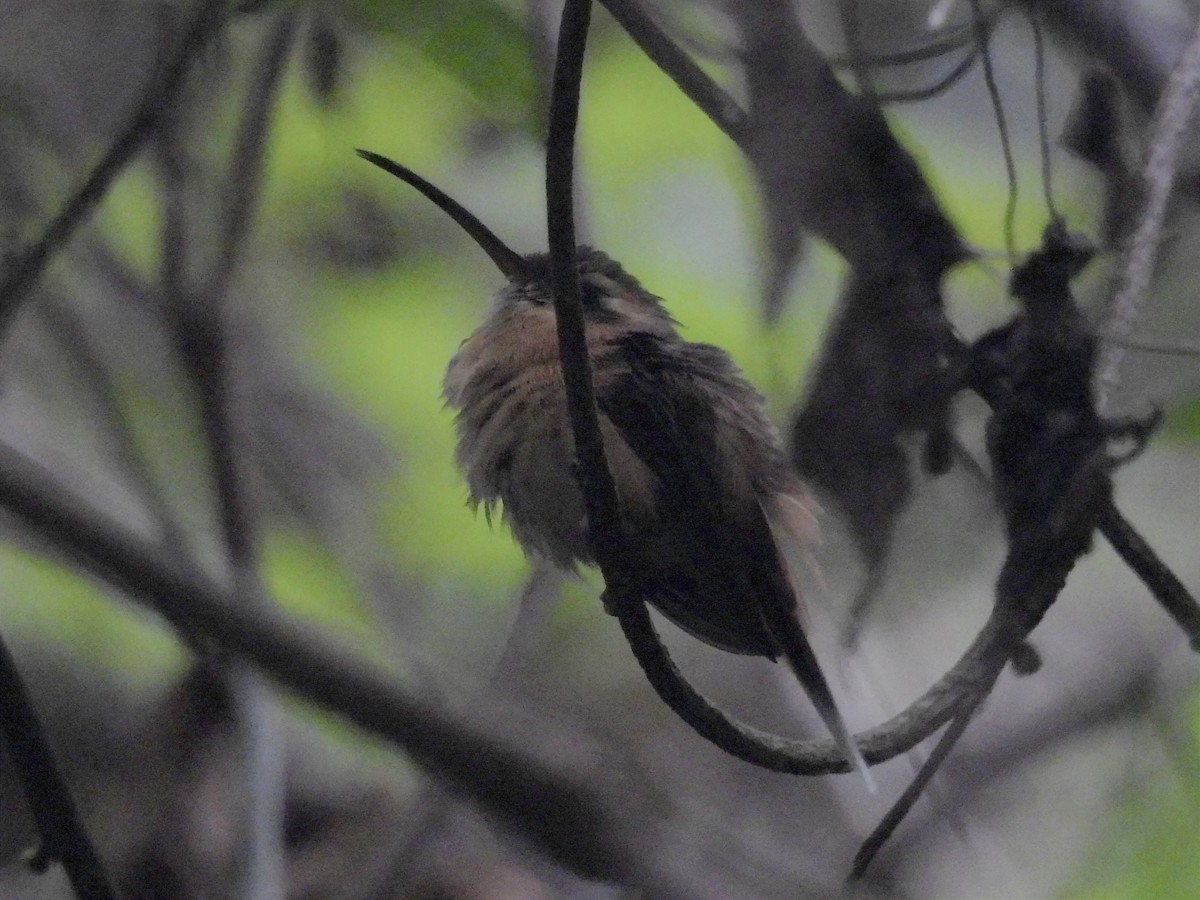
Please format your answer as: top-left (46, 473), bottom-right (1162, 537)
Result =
top-left (358, 149), bottom-right (867, 778)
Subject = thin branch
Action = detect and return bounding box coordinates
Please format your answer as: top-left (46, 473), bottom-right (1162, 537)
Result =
top-left (597, 0), bottom-right (747, 144)
top-left (875, 47), bottom-right (979, 104)
top-left (546, 0), bottom-right (628, 573)
top-left (0, 633), bottom-right (118, 900)
top-left (1097, 12), bottom-right (1200, 410)
top-left (198, 9), bottom-right (298, 323)
top-left (0, 0), bottom-right (229, 345)
top-left (1099, 333), bottom-right (1200, 357)
top-left (36, 298), bottom-right (192, 557)
top-left (182, 9), bottom-right (297, 574)
top-left (849, 676), bottom-right (996, 879)
top-left (1098, 501), bottom-right (1200, 650)
top-left (616, 590), bottom-right (1008, 773)
top-left (0, 441), bottom-right (634, 885)
top-left (826, 15), bottom-right (982, 69)
top-left (969, 0), bottom-right (1017, 261)
top-left (1027, 6), bottom-right (1059, 221)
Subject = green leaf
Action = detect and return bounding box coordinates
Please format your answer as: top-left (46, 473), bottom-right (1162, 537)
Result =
top-left (1164, 394), bottom-right (1200, 440)
top-left (348, 0), bottom-right (537, 130)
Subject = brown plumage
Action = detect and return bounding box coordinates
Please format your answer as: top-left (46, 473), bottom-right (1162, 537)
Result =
top-left (359, 150), bottom-right (867, 780)
top-left (445, 250), bottom-right (806, 653)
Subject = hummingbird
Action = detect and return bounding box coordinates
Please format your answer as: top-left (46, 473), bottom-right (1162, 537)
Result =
top-left (358, 148), bottom-right (868, 780)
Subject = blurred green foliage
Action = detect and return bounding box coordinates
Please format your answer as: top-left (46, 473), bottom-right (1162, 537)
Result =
top-left (1071, 692), bottom-right (1200, 900)
top-left (346, 0), bottom-right (537, 131)
top-left (2, 3), bottom-right (1198, 895)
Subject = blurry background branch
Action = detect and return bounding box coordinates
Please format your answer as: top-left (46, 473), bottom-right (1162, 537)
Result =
top-left (0, 0), bottom-right (228, 342)
top-left (163, 10), bottom-right (299, 900)
top-left (0, 440), bottom-right (640, 887)
top-left (0, 634), bottom-right (117, 899)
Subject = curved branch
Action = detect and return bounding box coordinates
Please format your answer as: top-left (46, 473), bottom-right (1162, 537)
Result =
top-left (551, 0), bottom-right (1012, 776)
top-left (618, 590), bottom-right (1014, 773)
top-left (875, 46), bottom-right (979, 104)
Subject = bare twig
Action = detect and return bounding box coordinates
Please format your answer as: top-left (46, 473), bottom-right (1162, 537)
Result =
top-left (597, 0), bottom-right (747, 143)
top-left (827, 16), bottom-right (979, 68)
top-left (1027, 7), bottom-right (1059, 221)
top-left (199, 10), bottom-right (297, 324)
top-left (36, 298), bottom-right (192, 557)
top-left (875, 47), bottom-right (979, 104)
top-left (1097, 12), bottom-right (1200, 410)
top-left (182, 9), bottom-right (297, 573)
top-left (1099, 333), bottom-right (1200, 357)
top-left (0, 634), bottom-right (118, 900)
top-left (849, 677), bottom-right (995, 879)
top-left (1098, 501), bottom-right (1200, 650)
top-left (969, 0), bottom-right (1018, 261)
top-left (0, 0), bottom-right (229, 344)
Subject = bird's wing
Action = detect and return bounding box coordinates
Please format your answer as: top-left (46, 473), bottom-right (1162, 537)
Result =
top-left (596, 332), bottom-right (868, 780)
top-left (595, 332), bottom-right (773, 655)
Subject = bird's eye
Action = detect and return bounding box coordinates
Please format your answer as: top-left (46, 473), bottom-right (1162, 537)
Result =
top-left (516, 285), bottom-right (550, 305)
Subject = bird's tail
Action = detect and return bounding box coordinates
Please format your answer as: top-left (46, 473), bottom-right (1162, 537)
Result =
top-left (761, 494), bottom-right (875, 791)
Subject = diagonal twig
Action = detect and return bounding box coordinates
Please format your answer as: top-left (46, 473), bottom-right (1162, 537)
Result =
top-left (1098, 501), bottom-right (1200, 649)
top-left (848, 668), bottom-right (1001, 879)
top-left (0, 634), bottom-right (118, 900)
top-left (597, 0), bottom-right (747, 143)
top-left (0, 0), bottom-right (229, 345)
top-left (1097, 12), bottom-right (1200, 410)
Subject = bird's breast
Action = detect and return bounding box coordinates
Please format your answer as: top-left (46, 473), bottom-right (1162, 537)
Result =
top-left (446, 345), bottom-right (660, 567)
